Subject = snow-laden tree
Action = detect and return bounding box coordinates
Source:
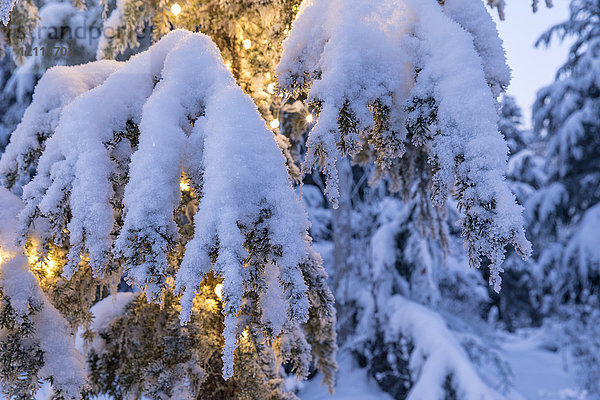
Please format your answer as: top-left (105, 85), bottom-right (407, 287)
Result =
top-left (0, 29), bottom-right (337, 398)
top-left (500, 96), bottom-right (528, 156)
top-left (492, 96), bottom-right (546, 331)
top-left (302, 179), bottom-right (517, 399)
top-left (529, 2), bottom-right (600, 395)
top-left (345, 196), bottom-right (513, 398)
top-left (276, 0), bottom-right (531, 398)
top-left (501, 96), bottom-right (545, 204)
top-left (0, 0), bottom-right (536, 399)
top-left (0, 187), bottom-right (86, 399)
top-left (278, 0), bottom-right (530, 292)
top-left (95, 0), bottom-right (303, 135)
top-left (531, 0), bottom-right (600, 307)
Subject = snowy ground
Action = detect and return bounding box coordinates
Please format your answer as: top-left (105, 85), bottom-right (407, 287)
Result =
top-left (295, 353), bottom-right (394, 400)
top-left (500, 330), bottom-right (585, 400)
top-left (299, 330), bottom-right (585, 400)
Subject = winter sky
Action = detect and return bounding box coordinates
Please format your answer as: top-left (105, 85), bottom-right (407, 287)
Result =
top-left (494, 0), bottom-right (570, 127)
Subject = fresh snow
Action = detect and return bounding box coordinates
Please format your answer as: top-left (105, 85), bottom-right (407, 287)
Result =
top-left (297, 329), bottom-right (584, 400)
top-left (74, 292), bottom-right (137, 355)
top-left (501, 330), bottom-right (580, 400)
top-left (297, 353), bottom-right (394, 400)
top-left (278, 0), bottom-right (531, 292)
top-left (0, 61), bottom-right (120, 191)
top-left (0, 0), bottom-right (597, 398)
top-left (9, 29), bottom-right (321, 382)
top-left (0, 188), bottom-right (86, 399)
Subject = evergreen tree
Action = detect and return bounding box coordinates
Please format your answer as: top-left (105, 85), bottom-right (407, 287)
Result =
top-left (502, 96), bottom-right (545, 204)
top-left (499, 95), bottom-right (527, 156)
top-left (530, 1), bottom-right (600, 395)
top-left (278, 0), bottom-right (530, 291)
top-left (94, 0), bottom-right (306, 178)
top-left (493, 96), bottom-right (545, 331)
top-left (531, 0), bottom-right (600, 308)
top-left (0, 188), bottom-right (86, 399)
top-left (277, 0), bottom-right (530, 397)
top-left (0, 0), bottom-right (531, 399)
top-left (0, 55), bottom-right (27, 151)
top-left (0, 30), bottom-right (337, 399)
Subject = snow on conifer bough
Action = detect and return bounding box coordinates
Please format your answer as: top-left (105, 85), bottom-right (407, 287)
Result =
top-left (277, 0), bottom-right (531, 292)
top-left (0, 29), bottom-right (337, 397)
top-left (0, 0), bottom-right (541, 397)
top-left (0, 188), bottom-right (86, 400)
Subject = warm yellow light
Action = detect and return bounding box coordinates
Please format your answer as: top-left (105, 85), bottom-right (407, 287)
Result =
top-left (215, 283), bottom-right (224, 300)
top-left (28, 248), bottom-right (59, 277)
top-left (180, 179), bottom-right (190, 191)
top-left (267, 83), bottom-right (276, 95)
top-left (225, 61), bottom-right (232, 71)
top-left (170, 3), bottom-right (182, 16)
top-left (264, 72), bottom-right (271, 79)
top-left (44, 257), bottom-right (58, 275)
top-left (27, 250), bottom-right (38, 266)
top-left (241, 329), bottom-right (249, 340)
top-left (305, 114), bottom-right (314, 123)
top-left (0, 248), bottom-right (8, 265)
top-left (269, 119), bottom-right (280, 129)
top-left (242, 39), bottom-right (252, 50)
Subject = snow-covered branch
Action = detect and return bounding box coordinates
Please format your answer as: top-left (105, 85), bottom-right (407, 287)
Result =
top-left (0, 188), bottom-right (86, 399)
top-left (278, 0), bottom-right (531, 291)
top-left (385, 295), bottom-right (504, 400)
top-left (3, 29), bottom-right (336, 384)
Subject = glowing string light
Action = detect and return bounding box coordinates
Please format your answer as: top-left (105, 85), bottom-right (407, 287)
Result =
top-left (0, 247), bottom-right (8, 265)
top-left (43, 257), bottom-right (58, 276)
top-left (269, 119), bottom-right (280, 129)
top-left (267, 83), bottom-right (276, 94)
top-left (242, 39), bottom-right (252, 50)
top-left (305, 114), bottom-right (314, 123)
top-left (215, 283), bottom-right (224, 300)
top-left (180, 179), bottom-right (190, 191)
top-left (170, 3), bottom-right (182, 16)
top-left (27, 246), bottom-right (59, 277)
top-left (27, 249), bottom-right (38, 266)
